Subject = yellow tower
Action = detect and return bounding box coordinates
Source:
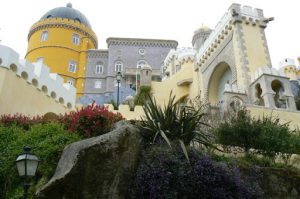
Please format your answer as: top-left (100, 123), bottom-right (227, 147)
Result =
top-left (25, 3), bottom-right (97, 97)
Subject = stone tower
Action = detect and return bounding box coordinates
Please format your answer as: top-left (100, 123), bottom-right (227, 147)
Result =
top-left (192, 25), bottom-right (212, 51)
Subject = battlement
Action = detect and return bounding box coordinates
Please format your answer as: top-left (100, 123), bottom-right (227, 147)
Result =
top-left (196, 3), bottom-right (268, 66)
top-left (0, 44), bottom-right (76, 108)
top-left (251, 66), bottom-right (287, 83)
top-left (106, 37), bottom-right (178, 48)
top-left (164, 47), bottom-right (196, 66)
top-left (105, 104), bottom-right (145, 120)
top-left (229, 3), bottom-right (264, 19)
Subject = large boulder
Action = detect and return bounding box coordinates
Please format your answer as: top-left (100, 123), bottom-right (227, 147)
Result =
top-left (34, 122), bottom-right (143, 199)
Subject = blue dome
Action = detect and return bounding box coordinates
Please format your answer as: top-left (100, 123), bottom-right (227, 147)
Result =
top-left (40, 3), bottom-right (92, 28)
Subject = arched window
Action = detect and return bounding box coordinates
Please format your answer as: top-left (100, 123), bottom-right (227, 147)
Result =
top-left (115, 61), bottom-right (123, 72)
top-left (41, 31), bottom-right (48, 41)
top-left (137, 60), bottom-right (147, 69)
top-left (94, 80), bottom-right (102, 89)
top-left (95, 62), bottom-right (104, 74)
top-left (271, 80), bottom-right (286, 108)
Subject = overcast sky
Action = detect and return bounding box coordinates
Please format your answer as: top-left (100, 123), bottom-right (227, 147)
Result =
top-left (0, 0), bottom-right (299, 68)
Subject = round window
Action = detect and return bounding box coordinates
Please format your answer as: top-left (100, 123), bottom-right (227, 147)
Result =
top-left (139, 49), bottom-right (146, 55)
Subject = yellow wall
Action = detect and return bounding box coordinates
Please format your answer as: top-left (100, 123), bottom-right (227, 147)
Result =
top-left (152, 59), bottom-right (194, 106)
top-left (26, 18), bottom-right (97, 97)
top-left (0, 68), bottom-right (69, 116)
top-left (105, 104), bottom-right (145, 120)
top-left (240, 23), bottom-right (270, 75)
top-left (247, 105), bottom-right (300, 130)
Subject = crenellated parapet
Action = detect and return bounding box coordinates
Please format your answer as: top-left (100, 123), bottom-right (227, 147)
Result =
top-left (0, 45), bottom-right (76, 108)
top-left (195, 3), bottom-right (272, 69)
top-left (87, 49), bottom-right (109, 59)
top-left (106, 37), bottom-right (178, 48)
top-left (251, 66), bottom-right (287, 83)
top-left (164, 47), bottom-right (196, 66)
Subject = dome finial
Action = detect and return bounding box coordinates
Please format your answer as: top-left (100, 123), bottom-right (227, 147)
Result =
top-left (66, 2), bottom-right (72, 8)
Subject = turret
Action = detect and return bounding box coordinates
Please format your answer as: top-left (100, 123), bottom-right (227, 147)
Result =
top-left (25, 3), bottom-right (97, 97)
top-left (140, 64), bottom-right (152, 86)
top-left (192, 25), bottom-right (212, 51)
top-left (279, 58), bottom-right (298, 81)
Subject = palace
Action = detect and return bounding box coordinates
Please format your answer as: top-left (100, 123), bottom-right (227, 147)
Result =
top-left (0, 3), bottom-right (300, 127)
top-left (25, 3), bottom-right (177, 105)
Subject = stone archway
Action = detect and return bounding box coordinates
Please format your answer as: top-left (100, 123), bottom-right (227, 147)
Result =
top-left (207, 62), bottom-right (232, 106)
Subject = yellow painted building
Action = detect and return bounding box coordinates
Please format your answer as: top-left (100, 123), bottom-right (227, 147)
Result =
top-left (149, 4), bottom-right (300, 129)
top-left (25, 3), bottom-right (97, 97)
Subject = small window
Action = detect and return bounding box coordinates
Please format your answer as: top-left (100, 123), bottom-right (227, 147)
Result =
top-left (68, 61), bottom-right (77, 73)
top-left (41, 31), bottom-right (48, 41)
top-left (115, 61), bottom-right (123, 72)
top-left (137, 60), bottom-right (147, 69)
top-left (67, 78), bottom-right (75, 86)
top-left (72, 34), bottom-right (80, 45)
top-left (94, 81), bottom-right (102, 89)
top-left (95, 63), bottom-right (104, 74)
top-left (36, 57), bottom-right (44, 63)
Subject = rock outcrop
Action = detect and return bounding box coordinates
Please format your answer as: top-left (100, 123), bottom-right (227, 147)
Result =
top-left (34, 122), bottom-right (142, 199)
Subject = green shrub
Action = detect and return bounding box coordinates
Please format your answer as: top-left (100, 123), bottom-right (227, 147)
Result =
top-left (256, 117), bottom-right (293, 160)
top-left (215, 109), bottom-right (261, 154)
top-left (134, 85), bottom-right (151, 105)
top-left (0, 123), bottom-right (82, 199)
top-left (215, 109), bottom-right (300, 162)
top-left (137, 93), bottom-right (213, 161)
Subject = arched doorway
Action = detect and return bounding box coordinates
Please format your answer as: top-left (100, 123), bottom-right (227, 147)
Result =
top-left (208, 62), bottom-right (232, 106)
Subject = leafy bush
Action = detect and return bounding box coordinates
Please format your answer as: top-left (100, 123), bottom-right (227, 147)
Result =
top-left (257, 117), bottom-right (294, 160)
top-left (134, 85), bottom-right (151, 105)
top-left (137, 93), bottom-right (213, 161)
top-left (215, 109), bottom-right (300, 161)
top-left (0, 114), bottom-right (43, 130)
top-left (60, 103), bottom-right (124, 137)
top-left (215, 109), bottom-right (261, 154)
top-left (0, 123), bottom-right (81, 199)
top-left (130, 145), bottom-right (262, 199)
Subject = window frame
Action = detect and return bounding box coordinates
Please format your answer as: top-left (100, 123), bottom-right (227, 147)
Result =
top-left (94, 80), bottom-right (102, 89)
top-left (115, 61), bottom-right (123, 72)
top-left (95, 63), bottom-right (104, 74)
top-left (137, 60), bottom-right (147, 69)
top-left (41, 31), bottom-right (48, 41)
top-left (68, 61), bottom-right (77, 73)
top-left (72, 34), bottom-right (80, 45)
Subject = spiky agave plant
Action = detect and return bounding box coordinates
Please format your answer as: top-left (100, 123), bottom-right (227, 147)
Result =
top-left (138, 93), bottom-right (214, 162)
